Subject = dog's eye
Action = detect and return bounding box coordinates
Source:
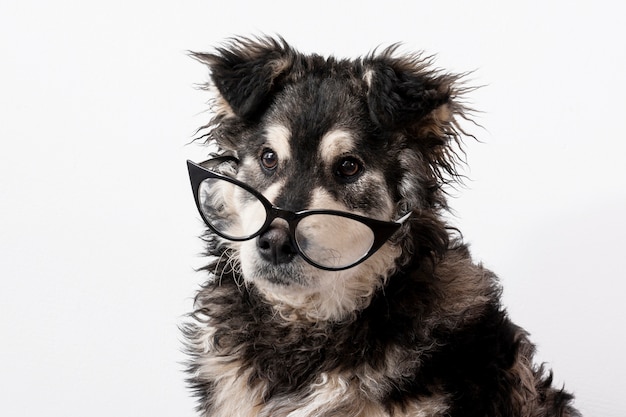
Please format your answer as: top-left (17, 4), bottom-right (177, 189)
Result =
top-left (335, 157), bottom-right (363, 181)
top-left (261, 149), bottom-right (278, 171)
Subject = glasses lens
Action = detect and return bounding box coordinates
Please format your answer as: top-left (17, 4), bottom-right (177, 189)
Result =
top-left (198, 177), bottom-right (267, 239)
top-left (294, 214), bottom-right (375, 269)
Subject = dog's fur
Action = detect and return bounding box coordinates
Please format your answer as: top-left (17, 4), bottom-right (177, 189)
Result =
top-left (183, 36), bottom-right (581, 417)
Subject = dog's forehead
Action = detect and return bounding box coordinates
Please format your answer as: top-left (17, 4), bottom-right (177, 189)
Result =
top-left (264, 73), bottom-right (368, 158)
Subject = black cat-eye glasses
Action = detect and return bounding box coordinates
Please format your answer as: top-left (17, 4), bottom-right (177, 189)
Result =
top-left (187, 157), bottom-right (411, 271)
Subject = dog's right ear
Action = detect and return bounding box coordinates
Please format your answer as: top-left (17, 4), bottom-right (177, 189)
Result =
top-left (191, 37), bottom-right (294, 120)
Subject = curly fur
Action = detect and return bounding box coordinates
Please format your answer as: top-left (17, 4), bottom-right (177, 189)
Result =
top-left (183, 36), bottom-right (581, 417)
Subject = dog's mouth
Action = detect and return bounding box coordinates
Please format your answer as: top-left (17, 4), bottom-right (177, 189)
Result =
top-left (251, 262), bottom-right (308, 286)
top-left (240, 240), bottom-right (310, 287)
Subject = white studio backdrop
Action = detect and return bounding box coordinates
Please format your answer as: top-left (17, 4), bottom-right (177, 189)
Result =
top-left (1, 1), bottom-right (624, 416)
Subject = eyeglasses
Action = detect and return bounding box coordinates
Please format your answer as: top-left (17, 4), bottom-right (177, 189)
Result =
top-left (187, 157), bottom-right (411, 271)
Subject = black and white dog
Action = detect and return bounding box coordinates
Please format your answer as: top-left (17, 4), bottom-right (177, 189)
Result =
top-left (183, 36), bottom-right (580, 417)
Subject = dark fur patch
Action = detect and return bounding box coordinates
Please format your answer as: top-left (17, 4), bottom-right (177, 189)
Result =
top-left (184, 36), bottom-right (581, 417)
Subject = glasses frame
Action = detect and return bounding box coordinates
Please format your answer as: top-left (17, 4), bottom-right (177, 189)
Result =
top-left (187, 157), bottom-right (411, 271)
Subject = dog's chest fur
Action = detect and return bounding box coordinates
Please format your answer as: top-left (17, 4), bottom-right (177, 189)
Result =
top-left (199, 357), bottom-right (449, 417)
top-left (184, 248), bottom-right (512, 417)
top-left (188, 292), bottom-right (453, 417)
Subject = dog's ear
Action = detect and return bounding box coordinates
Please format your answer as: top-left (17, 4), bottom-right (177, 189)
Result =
top-left (191, 37), bottom-right (294, 120)
top-left (365, 49), bottom-right (471, 212)
top-left (363, 50), bottom-right (455, 129)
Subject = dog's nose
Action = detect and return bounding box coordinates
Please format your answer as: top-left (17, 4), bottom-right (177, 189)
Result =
top-left (257, 226), bottom-right (297, 265)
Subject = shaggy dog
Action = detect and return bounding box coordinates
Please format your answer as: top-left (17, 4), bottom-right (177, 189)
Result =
top-left (183, 36), bottom-right (581, 417)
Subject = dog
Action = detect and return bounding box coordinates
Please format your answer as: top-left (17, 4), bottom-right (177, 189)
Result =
top-left (183, 36), bottom-right (581, 417)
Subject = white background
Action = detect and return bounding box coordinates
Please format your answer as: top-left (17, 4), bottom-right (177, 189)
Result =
top-left (1, 1), bottom-right (624, 416)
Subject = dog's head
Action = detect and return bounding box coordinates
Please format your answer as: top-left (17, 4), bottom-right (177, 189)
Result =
top-left (191, 37), bottom-right (469, 320)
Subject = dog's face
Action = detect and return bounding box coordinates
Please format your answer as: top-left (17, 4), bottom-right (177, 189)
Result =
top-left (193, 38), bottom-right (464, 318)
top-left (231, 82), bottom-right (400, 312)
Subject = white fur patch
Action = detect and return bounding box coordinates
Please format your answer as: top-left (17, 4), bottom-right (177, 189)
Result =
top-left (309, 187), bottom-right (349, 211)
top-left (318, 129), bottom-right (356, 164)
top-left (237, 180), bottom-right (284, 231)
top-left (261, 180), bottom-right (285, 205)
top-left (363, 68), bottom-right (374, 89)
top-left (208, 83), bottom-right (236, 119)
top-left (265, 123), bottom-right (292, 162)
top-left (196, 355), bottom-right (265, 417)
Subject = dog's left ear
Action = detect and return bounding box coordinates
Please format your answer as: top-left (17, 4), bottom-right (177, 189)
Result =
top-left (363, 52), bottom-right (454, 129)
top-left (365, 50), bottom-right (469, 212)
top-left (191, 37), bottom-right (294, 120)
